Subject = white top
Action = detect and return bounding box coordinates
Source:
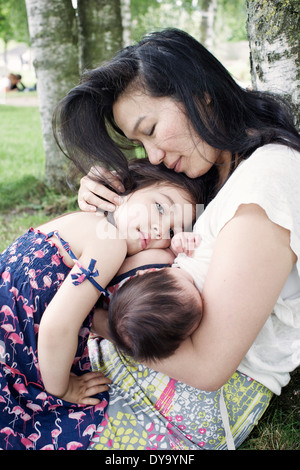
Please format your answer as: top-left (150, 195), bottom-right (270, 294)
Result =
top-left (175, 144), bottom-right (300, 395)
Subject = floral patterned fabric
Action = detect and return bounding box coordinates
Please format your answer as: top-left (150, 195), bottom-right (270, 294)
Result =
top-left (0, 228), bottom-right (108, 450)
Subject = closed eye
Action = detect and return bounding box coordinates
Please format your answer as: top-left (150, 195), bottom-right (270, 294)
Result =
top-left (147, 125), bottom-right (155, 137)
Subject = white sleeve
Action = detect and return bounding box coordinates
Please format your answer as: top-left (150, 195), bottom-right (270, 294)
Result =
top-left (211, 144), bottom-right (300, 277)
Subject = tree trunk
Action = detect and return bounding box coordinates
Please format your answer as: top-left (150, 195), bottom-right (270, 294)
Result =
top-left (200, 0), bottom-right (217, 49)
top-left (121, 0), bottom-right (131, 47)
top-left (77, 0), bottom-right (123, 71)
top-left (246, 0), bottom-right (300, 129)
top-left (25, 0), bottom-right (79, 191)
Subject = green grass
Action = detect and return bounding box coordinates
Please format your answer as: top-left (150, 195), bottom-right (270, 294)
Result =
top-left (0, 104), bottom-right (77, 250)
top-left (0, 100), bottom-right (299, 450)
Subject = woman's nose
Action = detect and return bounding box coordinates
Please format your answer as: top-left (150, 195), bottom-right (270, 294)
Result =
top-left (146, 145), bottom-right (165, 165)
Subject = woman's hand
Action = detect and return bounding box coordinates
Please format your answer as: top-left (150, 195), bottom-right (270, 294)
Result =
top-left (61, 372), bottom-right (111, 405)
top-left (78, 166), bottom-right (125, 212)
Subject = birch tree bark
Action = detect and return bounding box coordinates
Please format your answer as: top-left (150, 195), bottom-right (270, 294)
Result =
top-left (246, 0), bottom-right (300, 128)
top-left (25, 0), bottom-right (79, 191)
top-left (77, 0), bottom-right (123, 71)
top-left (121, 0), bottom-right (131, 47)
top-left (200, 0), bottom-right (217, 50)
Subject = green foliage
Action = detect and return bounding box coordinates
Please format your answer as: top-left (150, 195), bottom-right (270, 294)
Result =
top-left (216, 0), bottom-right (248, 41)
top-left (130, 0), bottom-right (247, 44)
top-left (0, 104), bottom-right (77, 251)
top-left (0, 0), bottom-right (29, 44)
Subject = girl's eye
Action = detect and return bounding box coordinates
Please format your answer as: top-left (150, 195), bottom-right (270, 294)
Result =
top-left (156, 202), bottom-right (164, 214)
top-left (169, 228), bottom-right (175, 238)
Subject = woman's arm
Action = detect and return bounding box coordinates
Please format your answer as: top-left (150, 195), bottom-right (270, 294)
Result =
top-left (147, 204), bottom-right (296, 390)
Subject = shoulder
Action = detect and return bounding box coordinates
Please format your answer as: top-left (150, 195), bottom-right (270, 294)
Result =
top-left (240, 143), bottom-right (300, 176)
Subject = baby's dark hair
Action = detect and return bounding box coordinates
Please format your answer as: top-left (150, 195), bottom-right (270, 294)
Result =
top-left (108, 268), bottom-right (202, 362)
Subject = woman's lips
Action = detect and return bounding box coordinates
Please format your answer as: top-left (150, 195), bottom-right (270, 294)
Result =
top-left (174, 156), bottom-right (182, 172)
top-left (168, 157), bottom-right (182, 172)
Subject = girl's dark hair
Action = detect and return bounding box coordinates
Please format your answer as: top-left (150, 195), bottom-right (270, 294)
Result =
top-left (108, 269), bottom-right (202, 362)
top-left (53, 28), bottom-right (300, 203)
top-left (112, 157), bottom-right (204, 209)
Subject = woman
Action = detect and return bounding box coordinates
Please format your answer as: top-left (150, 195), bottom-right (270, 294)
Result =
top-left (54, 28), bottom-right (300, 450)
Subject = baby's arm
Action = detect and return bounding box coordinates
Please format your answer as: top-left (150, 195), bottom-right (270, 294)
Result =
top-left (171, 232), bottom-right (201, 256)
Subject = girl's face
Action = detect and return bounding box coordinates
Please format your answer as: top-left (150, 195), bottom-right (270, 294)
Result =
top-left (113, 90), bottom-right (232, 181)
top-left (114, 183), bottom-right (194, 255)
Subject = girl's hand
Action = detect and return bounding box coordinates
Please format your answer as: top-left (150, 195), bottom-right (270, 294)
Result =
top-left (78, 166), bottom-right (125, 212)
top-left (61, 372), bottom-right (111, 405)
top-left (171, 232), bottom-right (201, 256)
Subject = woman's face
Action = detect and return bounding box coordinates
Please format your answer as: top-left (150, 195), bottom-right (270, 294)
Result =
top-left (114, 183), bottom-right (194, 256)
top-left (113, 90), bottom-right (231, 180)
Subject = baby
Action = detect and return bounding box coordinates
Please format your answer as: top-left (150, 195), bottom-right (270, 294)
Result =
top-left (108, 232), bottom-right (203, 362)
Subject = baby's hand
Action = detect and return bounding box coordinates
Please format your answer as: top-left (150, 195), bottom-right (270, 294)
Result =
top-left (62, 372), bottom-right (111, 405)
top-left (171, 232), bottom-right (201, 256)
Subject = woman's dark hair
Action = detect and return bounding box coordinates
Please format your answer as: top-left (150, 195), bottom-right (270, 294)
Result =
top-left (53, 28), bottom-right (300, 203)
top-left (108, 269), bottom-right (202, 362)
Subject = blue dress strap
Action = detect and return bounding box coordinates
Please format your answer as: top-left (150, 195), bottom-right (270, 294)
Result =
top-left (47, 230), bottom-right (109, 297)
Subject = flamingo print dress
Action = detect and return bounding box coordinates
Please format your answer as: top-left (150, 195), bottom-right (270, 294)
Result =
top-left (0, 228), bottom-right (109, 450)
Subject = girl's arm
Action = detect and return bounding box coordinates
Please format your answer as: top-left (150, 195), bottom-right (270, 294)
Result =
top-left (146, 204), bottom-right (296, 390)
top-left (38, 234), bottom-right (127, 400)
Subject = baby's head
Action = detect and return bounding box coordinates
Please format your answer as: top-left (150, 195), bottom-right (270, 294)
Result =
top-left (108, 267), bottom-right (202, 362)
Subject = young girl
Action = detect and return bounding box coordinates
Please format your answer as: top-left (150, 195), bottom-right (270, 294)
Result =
top-left (0, 159), bottom-right (201, 450)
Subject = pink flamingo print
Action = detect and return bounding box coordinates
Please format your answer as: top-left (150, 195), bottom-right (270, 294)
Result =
top-left (13, 380), bottom-right (28, 401)
top-left (9, 286), bottom-right (19, 307)
top-left (1, 323), bottom-right (15, 341)
top-left (20, 434), bottom-right (35, 450)
top-left (8, 331), bottom-right (23, 360)
top-left (0, 268), bottom-right (11, 287)
top-left (66, 441), bottom-right (84, 450)
top-left (0, 343), bottom-right (10, 362)
top-left (43, 273), bottom-right (52, 289)
top-left (68, 410), bottom-right (86, 437)
top-left (28, 421), bottom-right (41, 449)
top-left (0, 305), bottom-right (15, 325)
top-left (36, 391), bottom-right (50, 406)
top-left (51, 418), bottom-right (62, 449)
top-left (23, 345), bottom-right (37, 370)
top-left (40, 444), bottom-right (55, 450)
top-left (2, 384), bottom-right (12, 406)
top-left (33, 250), bottom-right (45, 258)
top-left (0, 426), bottom-right (17, 449)
top-left (20, 412), bottom-right (31, 433)
top-left (26, 401), bottom-right (43, 424)
top-left (7, 405), bottom-right (23, 428)
top-left (82, 423), bottom-right (96, 438)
